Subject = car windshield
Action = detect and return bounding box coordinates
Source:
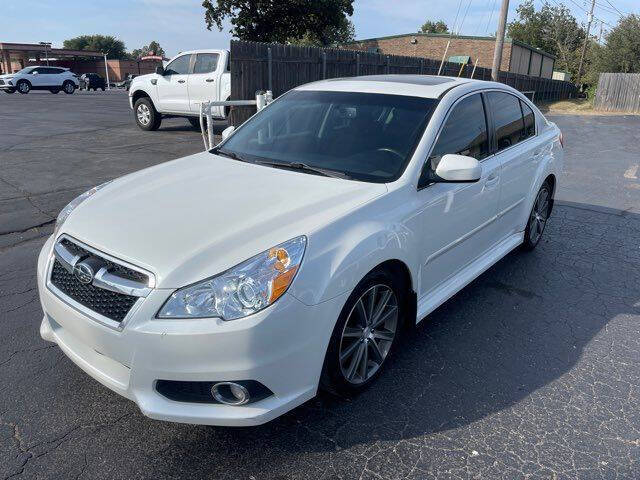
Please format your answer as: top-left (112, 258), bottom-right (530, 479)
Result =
top-left (217, 90), bottom-right (438, 183)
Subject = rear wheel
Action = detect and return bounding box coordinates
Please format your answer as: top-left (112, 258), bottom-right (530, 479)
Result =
top-left (522, 182), bottom-right (552, 251)
top-left (63, 81), bottom-right (75, 94)
top-left (188, 117), bottom-right (205, 129)
top-left (320, 269), bottom-right (405, 395)
top-left (17, 80), bottom-right (30, 94)
top-left (134, 97), bottom-right (161, 131)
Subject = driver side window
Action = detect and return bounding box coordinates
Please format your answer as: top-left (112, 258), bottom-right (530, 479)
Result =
top-left (419, 93), bottom-right (489, 187)
top-left (164, 55), bottom-right (191, 75)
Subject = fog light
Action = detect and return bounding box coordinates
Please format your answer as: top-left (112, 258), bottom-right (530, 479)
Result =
top-left (211, 382), bottom-right (250, 405)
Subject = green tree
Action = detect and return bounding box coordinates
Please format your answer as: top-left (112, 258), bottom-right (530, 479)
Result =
top-left (201, 0), bottom-right (354, 46)
top-left (63, 35), bottom-right (129, 59)
top-left (593, 14), bottom-right (640, 74)
top-left (419, 20), bottom-right (448, 34)
top-left (508, 0), bottom-right (585, 77)
top-left (131, 40), bottom-right (166, 59)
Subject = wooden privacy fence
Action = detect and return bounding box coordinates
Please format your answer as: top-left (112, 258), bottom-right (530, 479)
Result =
top-left (229, 40), bottom-right (577, 126)
top-left (594, 73), bottom-right (640, 113)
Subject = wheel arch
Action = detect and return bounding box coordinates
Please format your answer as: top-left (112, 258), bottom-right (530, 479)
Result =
top-left (544, 173), bottom-right (556, 215)
top-left (132, 89), bottom-right (154, 108)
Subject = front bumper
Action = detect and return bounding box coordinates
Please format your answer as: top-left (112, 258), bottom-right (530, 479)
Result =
top-left (37, 235), bottom-right (346, 426)
top-left (0, 84), bottom-right (14, 90)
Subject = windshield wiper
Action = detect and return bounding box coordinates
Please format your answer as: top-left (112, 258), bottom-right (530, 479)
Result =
top-left (254, 160), bottom-right (351, 179)
top-left (211, 147), bottom-right (253, 164)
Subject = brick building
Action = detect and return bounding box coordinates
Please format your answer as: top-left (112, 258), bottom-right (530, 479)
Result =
top-left (343, 33), bottom-right (555, 79)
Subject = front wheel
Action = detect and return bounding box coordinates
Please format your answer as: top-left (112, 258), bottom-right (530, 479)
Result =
top-left (320, 269), bottom-right (405, 395)
top-left (17, 81), bottom-right (30, 94)
top-left (522, 182), bottom-right (552, 251)
top-left (134, 98), bottom-right (162, 131)
top-left (63, 81), bottom-right (76, 94)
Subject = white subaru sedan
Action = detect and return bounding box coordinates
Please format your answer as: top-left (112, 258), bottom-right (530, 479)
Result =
top-left (37, 75), bottom-right (563, 426)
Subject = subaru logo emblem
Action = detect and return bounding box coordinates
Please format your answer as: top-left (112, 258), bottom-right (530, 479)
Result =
top-left (73, 262), bottom-right (94, 284)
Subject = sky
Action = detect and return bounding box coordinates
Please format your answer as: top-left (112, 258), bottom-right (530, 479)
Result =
top-left (3, 0), bottom-right (638, 59)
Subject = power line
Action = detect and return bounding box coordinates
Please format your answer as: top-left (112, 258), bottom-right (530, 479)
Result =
top-left (485, 0), bottom-right (498, 34)
top-left (602, 0), bottom-right (626, 17)
top-left (457, 0), bottom-right (474, 35)
top-left (450, 0), bottom-right (464, 35)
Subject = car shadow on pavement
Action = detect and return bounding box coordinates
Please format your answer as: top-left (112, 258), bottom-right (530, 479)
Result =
top-left (148, 200), bottom-right (639, 476)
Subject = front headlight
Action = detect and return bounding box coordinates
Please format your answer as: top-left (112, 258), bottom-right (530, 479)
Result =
top-left (157, 236), bottom-right (306, 321)
top-left (54, 181), bottom-right (112, 235)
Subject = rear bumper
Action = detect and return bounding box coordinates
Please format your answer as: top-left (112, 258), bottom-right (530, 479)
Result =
top-left (37, 235), bottom-right (346, 426)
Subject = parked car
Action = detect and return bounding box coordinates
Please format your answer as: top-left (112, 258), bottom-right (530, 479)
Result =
top-left (0, 66), bottom-right (78, 94)
top-left (37, 75), bottom-right (563, 426)
top-left (80, 73), bottom-right (106, 91)
top-left (116, 73), bottom-right (138, 91)
top-left (129, 49), bottom-right (230, 130)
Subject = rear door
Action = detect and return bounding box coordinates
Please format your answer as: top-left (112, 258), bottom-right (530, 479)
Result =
top-left (188, 52), bottom-right (221, 115)
top-left (416, 92), bottom-right (502, 298)
top-left (156, 54), bottom-right (192, 113)
top-left (486, 91), bottom-right (539, 238)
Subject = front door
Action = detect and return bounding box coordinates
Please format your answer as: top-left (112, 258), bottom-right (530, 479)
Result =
top-left (188, 52), bottom-right (221, 116)
top-left (416, 92), bottom-right (502, 298)
top-left (156, 54), bottom-right (192, 113)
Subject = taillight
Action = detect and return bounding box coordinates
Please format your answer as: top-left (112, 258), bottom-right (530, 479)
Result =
top-left (559, 131), bottom-right (564, 148)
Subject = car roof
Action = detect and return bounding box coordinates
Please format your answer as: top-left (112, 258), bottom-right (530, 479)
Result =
top-left (297, 75), bottom-right (487, 99)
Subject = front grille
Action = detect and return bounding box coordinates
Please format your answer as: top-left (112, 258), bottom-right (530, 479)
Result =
top-left (59, 238), bottom-right (148, 284)
top-left (50, 260), bottom-right (139, 322)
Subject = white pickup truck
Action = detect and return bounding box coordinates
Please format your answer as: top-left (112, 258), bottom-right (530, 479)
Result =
top-left (129, 49), bottom-right (231, 131)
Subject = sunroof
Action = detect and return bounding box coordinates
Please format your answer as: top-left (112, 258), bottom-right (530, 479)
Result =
top-left (351, 75), bottom-right (457, 86)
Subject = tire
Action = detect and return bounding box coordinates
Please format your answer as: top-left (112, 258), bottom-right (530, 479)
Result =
top-left (63, 81), bottom-right (76, 94)
top-left (134, 97), bottom-right (162, 131)
top-left (49, 88), bottom-right (60, 94)
top-left (16, 80), bottom-right (30, 94)
top-left (4, 89), bottom-right (15, 94)
top-left (188, 117), bottom-right (204, 129)
top-left (522, 181), bottom-right (552, 251)
top-left (320, 269), bottom-right (406, 396)
top-left (101, 86), bottom-right (105, 91)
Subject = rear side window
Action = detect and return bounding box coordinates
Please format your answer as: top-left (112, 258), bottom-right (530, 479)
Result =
top-left (165, 55), bottom-right (191, 75)
top-left (521, 100), bottom-right (535, 139)
top-left (487, 91), bottom-right (525, 151)
top-left (428, 93), bottom-right (489, 169)
top-left (193, 53), bottom-right (219, 74)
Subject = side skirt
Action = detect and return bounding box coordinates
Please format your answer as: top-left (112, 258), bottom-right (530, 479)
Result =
top-left (416, 232), bottom-right (524, 323)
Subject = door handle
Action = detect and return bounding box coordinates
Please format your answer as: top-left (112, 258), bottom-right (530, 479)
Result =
top-left (205, 78), bottom-right (214, 82)
top-left (485, 174), bottom-right (500, 189)
top-left (178, 79), bottom-right (186, 83)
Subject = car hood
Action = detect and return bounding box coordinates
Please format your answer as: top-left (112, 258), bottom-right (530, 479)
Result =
top-left (62, 151), bottom-right (387, 288)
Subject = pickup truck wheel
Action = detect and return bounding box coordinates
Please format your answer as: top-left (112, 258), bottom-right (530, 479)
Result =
top-left (320, 269), bottom-right (405, 396)
top-left (63, 81), bottom-right (76, 94)
top-left (134, 98), bottom-right (161, 131)
top-left (17, 80), bottom-right (30, 94)
top-left (188, 117), bottom-right (205, 129)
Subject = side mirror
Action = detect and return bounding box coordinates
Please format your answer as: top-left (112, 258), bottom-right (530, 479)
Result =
top-left (221, 125), bottom-right (235, 141)
top-left (155, 66), bottom-right (164, 75)
top-left (433, 154), bottom-right (482, 183)
top-left (32, 71), bottom-right (39, 75)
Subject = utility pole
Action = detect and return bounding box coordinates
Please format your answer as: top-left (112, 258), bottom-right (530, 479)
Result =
top-left (576, 0), bottom-right (595, 85)
top-left (491, 0), bottom-right (509, 82)
top-left (598, 20), bottom-right (603, 44)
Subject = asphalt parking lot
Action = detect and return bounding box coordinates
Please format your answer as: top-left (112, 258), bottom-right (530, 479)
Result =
top-left (1, 91), bottom-right (639, 480)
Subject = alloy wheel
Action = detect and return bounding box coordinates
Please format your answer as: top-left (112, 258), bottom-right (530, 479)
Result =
top-left (528, 186), bottom-right (550, 245)
top-left (64, 83), bottom-right (74, 93)
top-left (339, 284), bottom-right (398, 384)
top-left (137, 104), bottom-right (151, 125)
